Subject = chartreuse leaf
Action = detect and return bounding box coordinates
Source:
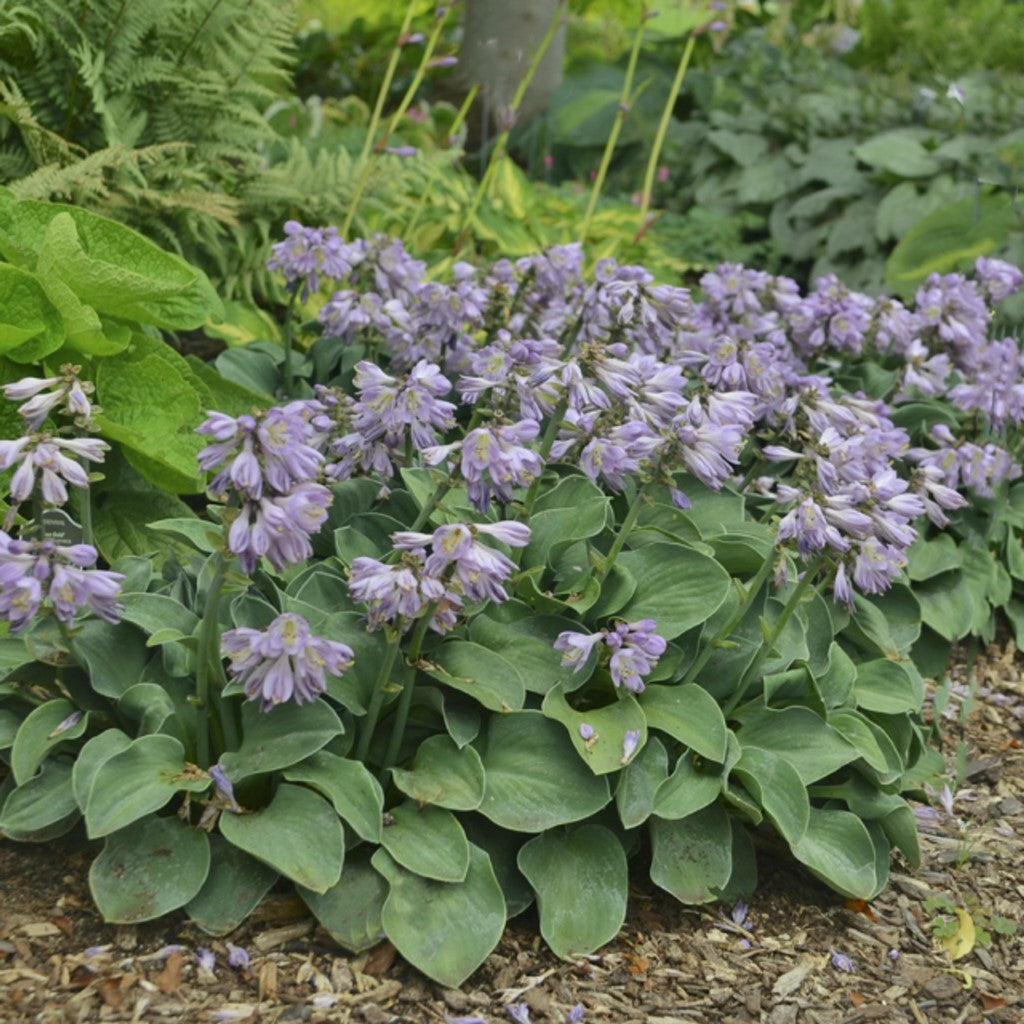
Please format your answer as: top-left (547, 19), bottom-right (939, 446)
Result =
top-left (0, 263), bottom-right (65, 361)
top-left (638, 684), bottom-right (728, 762)
top-left (653, 751), bottom-right (723, 820)
top-left (478, 711), bottom-right (611, 831)
top-left (219, 784), bottom-right (343, 894)
top-left (791, 807), bottom-right (881, 900)
top-left (518, 824), bottom-right (628, 958)
top-left (373, 844), bottom-right (506, 987)
top-left (615, 735), bottom-right (669, 828)
top-left (298, 850), bottom-right (388, 953)
top-left (219, 699), bottom-right (343, 781)
top-left (11, 698), bottom-right (88, 785)
top-left (93, 489), bottom-right (202, 567)
top-left (732, 746), bottom-right (809, 844)
top-left (391, 734), bottom-right (485, 810)
top-left (184, 833), bottom-right (278, 936)
top-left (90, 816), bottom-right (210, 924)
top-left (618, 543), bottom-right (731, 639)
top-left (72, 730), bottom-right (133, 810)
top-left (649, 803), bottom-right (733, 904)
top-left (283, 751), bottom-right (383, 842)
top-left (84, 734), bottom-right (210, 838)
top-left (0, 760), bottom-right (78, 839)
top-left (380, 802), bottom-right (470, 883)
top-left (541, 685), bottom-right (647, 775)
top-left (421, 640), bottom-right (526, 712)
top-left (731, 706), bottom-right (858, 784)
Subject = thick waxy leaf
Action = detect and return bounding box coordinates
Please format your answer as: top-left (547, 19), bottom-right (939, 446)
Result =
top-left (843, 585), bottom-right (921, 658)
top-left (469, 610), bottom-right (582, 695)
top-left (70, 620), bottom-right (148, 698)
top-left (0, 760), bottom-right (78, 838)
top-left (541, 685), bottom-right (647, 775)
top-left (906, 534), bottom-right (963, 581)
top-left (731, 706), bottom-right (858, 784)
top-left (827, 711), bottom-right (903, 782)
top-left (11, 698), bottom-right (88, 785)
top-left (649, 804), bottom-right (733, 904)
top-left (283, 751), bottom-right (383, 842)
top-left (523, 474), bottom-right (611, 568)
top-left (853, 130), bottom-right (940, 177)
top-left (421, 640), bottom-right (526, 712)
top-left (732, 747), bottom-right (809, 844)
top-left (618, 544), bottom-right (732, 639)
top-left (638, 684), bottom-right (728, 762)
top-left (853, 659), bottom-right (923, 715)
top-left (118, 593), bottom-right (199, 642)
top-left (373, 844), bottom-right (506, 987)
top-left (391, 734), bottom-right (485, 810)
top-left (219, 699), bottom-right (343, 781)
top-left (615, 735), bottom-right (669, 829)
top-left (299, 851), bottom-right (388, 953)
top-left (380, 802), bottom-right (470, 883)
top-left (478, 711), bottom-right (610, 832)
top-left (518, 825), bottom-right (628, 958)
top-left (90, 816), bottom-right (210, 923)
top-left (73, 730), bottom-right (133, 810)
top-left (219, 784), bottom-right (344, 894)
top-left (85, 734), bottom-right (209, 838)
top-left (185, 834), bottom-right (278, 936)
top-left (653, 752), bottom-right (723, 820)
top-left (791, 807), bottom-right (881, 900)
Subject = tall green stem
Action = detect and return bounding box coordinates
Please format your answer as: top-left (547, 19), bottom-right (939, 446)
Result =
top-left (519, 395), bottom-right (568, 523)
top-left (355, 626), bottom-right (403, 763)
top-left (195, 550), bottom-right (230, 767)
top-left (637, 30), bottom-right (696, 230)
top-left (598, 484), bottom-right (647, 581)
top-left (581, 12), bottom-right (648, 242)
top-left (680, 549), bottom-right (776, 686)
top-left (281, 284), bottom-right (300, 398)
top-left (76, 458), bottom-right (94, 547)
top-left (381, 609), bottom-right (433, 771)
top-left (722, 553), bottom-right (826, 718)
top-left (457, 1), bottom-right (567, 250)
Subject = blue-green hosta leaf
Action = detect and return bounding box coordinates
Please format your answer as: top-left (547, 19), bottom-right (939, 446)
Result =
top-left (298, 850), bottom-right (387, 954)
top-left (615, 736), bottom-right (669, 829)
top-left (523, 474), bottom-right (611, 569)
top-left (70, 619), bottom-right (148, 699)
top-left (617, 543), bottom-right (731, 639)
top-left (843, 585), bottom-right (921, 659)
top-left (72, 729), bottom-right (133, 810)
top-left (853, 130), bottom-right (940, 178)
top-left (853, 659), bottom-right (923, 715)
top-left (649, 803), bottom-right (733, 905)
top-left (653, 751), bottom-right (723, 820)
top-left (283, 751), bottom-right (383, 842)
top-left (219, 784), bottom-right (343, 894)
top-left (518, 824), bottom-right (628, 958)
top-left (732, 746), bottom-right (809, 844)
top-left (184, 833), bottom-right (278, 936)
top-left (219, 699), bottom-right (343, 782)
top-left (791, 807), bottom-right (882, 900)
top-left (0, 760), bottom-right (78, 838)
top-left (420, 640), bottom-right (526, 712)
top-left (906, 534), bottom-right (964, 581)
top-left (380, 802), bottom-right (470, 883)
top-left (638, 683), bottom-right (728, 762)
top-left (730, 707), bottom-right (858, 785)
top-left (827, 710), bottom-right (904, 783)
top-left (117, 593), bottom-right (199, 642)
top-left (372, 844), bottom-right (506, 987)
top-left (391, 734), bottom-right (485, 811)
top-left (90, 816), bottom-right (210, 924)
top-left (541, 685), bottom-right (647, 775)
top-left (478, 711), bottom-right (610, 832)
top-left (84, 734), bottom-right (209, 838)
top-left (10, 698), bottom-right (88, 785)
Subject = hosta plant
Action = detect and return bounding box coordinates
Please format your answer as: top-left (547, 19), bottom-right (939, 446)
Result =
top-left (1, 228), bottom-right (1022, 986)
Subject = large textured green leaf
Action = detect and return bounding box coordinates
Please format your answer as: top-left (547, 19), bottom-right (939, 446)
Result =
top-left (90, 816), bottom-right (210, 923)
top-left (0, 263), bottom-right (64, 361)
top-left (649, 804), bottom-right (733, 904)
top-left (541, 685), bottom-right (647, 775)
top-left (518, 825), bottom-right (628, 958)
top-left (380, 802), bottom-right (470, 883)
top-left (478, 711), bottom-right (610, 832)
top-left (283, 751), bottom-right (383, 842)
top-left (853, 131), bottom-right (940, 177)
top-left (184, 833), bottom-right (278, 936)
top-left (373, 844), bottom-right (506, 987)
top-left (219, 699), bottom-right (344, 782)
top-left (84, 734), bottom-right (209, 838)
top-left (618, 544), bottom-right (731, 639)
top-left (391, 734), bottom-right (485, 810)
top-left (638, 683), bottom-right (728, 761)
top-left (299, 851), bottom-right (387, 953)
top-left (219, 784), bottom-right (344, 894)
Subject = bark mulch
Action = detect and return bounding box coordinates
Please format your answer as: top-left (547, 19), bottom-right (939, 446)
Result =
top-left (2, 646), bottom-right (1022, 1024)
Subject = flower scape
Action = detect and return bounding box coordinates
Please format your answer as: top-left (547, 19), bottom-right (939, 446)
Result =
top-left (1, 218), bottom-right (1024, 988)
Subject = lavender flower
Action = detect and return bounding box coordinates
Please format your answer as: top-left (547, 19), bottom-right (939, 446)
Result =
top-left (195, 948), bottom-right (216, 972)
top-left (506, 1005), bottom-right (531, 1024)
top-left (621, 729), bottom-right (642, 764)
top-left (0, 435), bottom-right (107, 505)
top-left (208, 765), bottom-right (240, 812)
top-left (567, 1005), bottom-right (586, 1024)
top-left (461, 420), bottom-right (543, 512)
top-left (3, 366), bottom-right (97, 430)
top-left (830, 949), bottom-right (855, 973)
top-left (604, 620), bottom-right (667, 694)
top-left (553, 630), bottom-right (605, 673)
top-left (975, 256), bottom-right (1023, 303)
top-left (227, 483), bottom-right (332, 574)
top-left (221, 613), bottom-right (354, 711)
top-left (579, 723), bottom-right (595, 741)
top-left (226, 944), bottom-right (250, 970)
top-left (266, 221), bottom-right (364, 299)
top-left (348, 554), bottom-right (449, 631)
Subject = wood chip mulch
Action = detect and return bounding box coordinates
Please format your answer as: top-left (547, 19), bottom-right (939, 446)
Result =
top-left (2, 645), bottom-right (1022, 1024)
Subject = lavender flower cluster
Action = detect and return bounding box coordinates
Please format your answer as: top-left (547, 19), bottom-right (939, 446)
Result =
top-left (555, 619), bottom-right (667, 694)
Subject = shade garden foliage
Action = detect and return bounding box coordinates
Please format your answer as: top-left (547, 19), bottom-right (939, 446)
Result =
top-left (3, 0), bottom-right (1024, 993)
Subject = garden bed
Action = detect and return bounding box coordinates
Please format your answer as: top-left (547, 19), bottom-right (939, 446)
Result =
top-left (2, 648), bottom-right (1020, 1024)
